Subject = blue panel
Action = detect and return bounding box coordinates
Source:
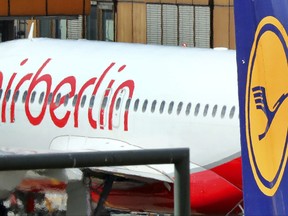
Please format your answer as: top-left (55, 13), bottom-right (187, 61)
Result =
top-left (235, 0), bottom-right (288, 214)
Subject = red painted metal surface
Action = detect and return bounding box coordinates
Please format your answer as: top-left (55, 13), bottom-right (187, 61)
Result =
top-left (92, 157), bottom-right (243, 214)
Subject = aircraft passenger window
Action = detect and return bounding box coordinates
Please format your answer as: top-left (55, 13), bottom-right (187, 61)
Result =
top-left (101, 96), bottom-right (108, 109)
top-left (30, 91), bottom-right (36, 103)
top-left (151, 100), bottom-right (157, 113)
top-left (72, 95), bottom-right (78, 107)
top-left (116, 97), bottom-right (121, 110)
top-left (6, 89), bottom-right (11, 101)
top-left (22, 91), bottom-right (28, 103)
top-left (48, 93), bottom-right (53, 105)
top-left (185, 103), bottom-right (192, 115)
top-left (212, 105), bottom-right (218, 117)
top-left (64, 94), bottom-right (69, 106)
top-left (194, 103), bottom-right (200, 116)
top-left (134, 99), bottom-right (140, 112)
top-left (159, 101), bottom-right (165, 114)
top-left (203, 104), bottom-right (209, 117)
top-left (55, 93), bottom-right (61, 106)
top-left (177, 102), bottom-right (183, 115)
top-left (142, 100), bottom-right (148, 112)
top-left (14, 91), bottom-right (19, 102)
top-left (229, 106), bottom-right (236, 119)
top-left (221, 105), bottom-right (227, 118)
top-left (0, 89), bottom-right (2, 100)
top-left (90, 96), bottom-right (95, 108)
top-left (125, 98), bottom-right (131, 110)
top-left (39, 92), bottom-right (44, 104)
top-left (81, 95), bottom-right (86, 108)
top-left (168, 102), bottom-right (174, 114)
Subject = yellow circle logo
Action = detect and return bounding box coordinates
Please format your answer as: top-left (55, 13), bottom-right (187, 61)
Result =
top-left (246, 16), bottom-right (288, 196)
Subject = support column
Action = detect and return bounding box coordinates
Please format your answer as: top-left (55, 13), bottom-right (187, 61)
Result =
top-left (66, 180), bottom-right (91, 216)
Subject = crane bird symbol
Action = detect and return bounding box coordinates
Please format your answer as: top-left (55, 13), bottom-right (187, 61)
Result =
top-left (252, 86), bottom-right (288, 141)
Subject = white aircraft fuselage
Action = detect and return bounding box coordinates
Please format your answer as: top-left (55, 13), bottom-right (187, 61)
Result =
top-left (0, 39), bottom-right (241, 214)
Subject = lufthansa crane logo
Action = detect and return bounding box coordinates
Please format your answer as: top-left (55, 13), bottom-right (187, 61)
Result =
top-left (246, 16), bottom-right (288, 196)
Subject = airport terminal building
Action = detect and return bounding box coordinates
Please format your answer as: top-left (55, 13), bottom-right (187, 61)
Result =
top-left (0, 0), bottom-right (235, 49)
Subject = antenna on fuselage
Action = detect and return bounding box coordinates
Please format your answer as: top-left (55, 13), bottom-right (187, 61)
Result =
top-left (28, 22), bottom-right (34, 40)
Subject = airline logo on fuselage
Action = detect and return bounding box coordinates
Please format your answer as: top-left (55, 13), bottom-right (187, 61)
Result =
top-left (0, 58), bottom-right (135, 131)
top-left (246, 16), bottom-right (288, 196)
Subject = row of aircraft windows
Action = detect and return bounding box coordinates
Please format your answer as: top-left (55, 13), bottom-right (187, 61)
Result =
top-left (133, 99), bottom-right (236, 119)
top-left (0, 89), bottom-right (236, 119)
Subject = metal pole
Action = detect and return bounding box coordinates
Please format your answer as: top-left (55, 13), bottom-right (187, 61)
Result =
top-left (174, 149), bottom-right (190, 216)
top-left (0, 148), bottom-right (190, 215)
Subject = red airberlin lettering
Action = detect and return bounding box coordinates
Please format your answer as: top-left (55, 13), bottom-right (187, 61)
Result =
top-left (100, 80), bottom-right (114, 130)
top-left (2, 73), bottom-right (16, 123)
top-left (25, 59), bottom-right (52, 125)
top-left (74, 77), bottom-right (96, 128)
top-left (50, 76), bottom-right (76, 128)
top-left (88, 63), bottom-right (115, 129)
top-left (0, 59), bottom-right (135, 131)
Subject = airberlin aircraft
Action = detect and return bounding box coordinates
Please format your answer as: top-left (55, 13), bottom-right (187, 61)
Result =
top-left (0, 38), bottom-right (242, 214)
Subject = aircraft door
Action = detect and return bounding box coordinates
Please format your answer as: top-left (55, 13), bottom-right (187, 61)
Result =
top-left (112, 89), bottom-right (126, 129)
top-left (99, 88), bottom-right (112, 130)
top-left (99, 87), bottom-right (127, 130)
